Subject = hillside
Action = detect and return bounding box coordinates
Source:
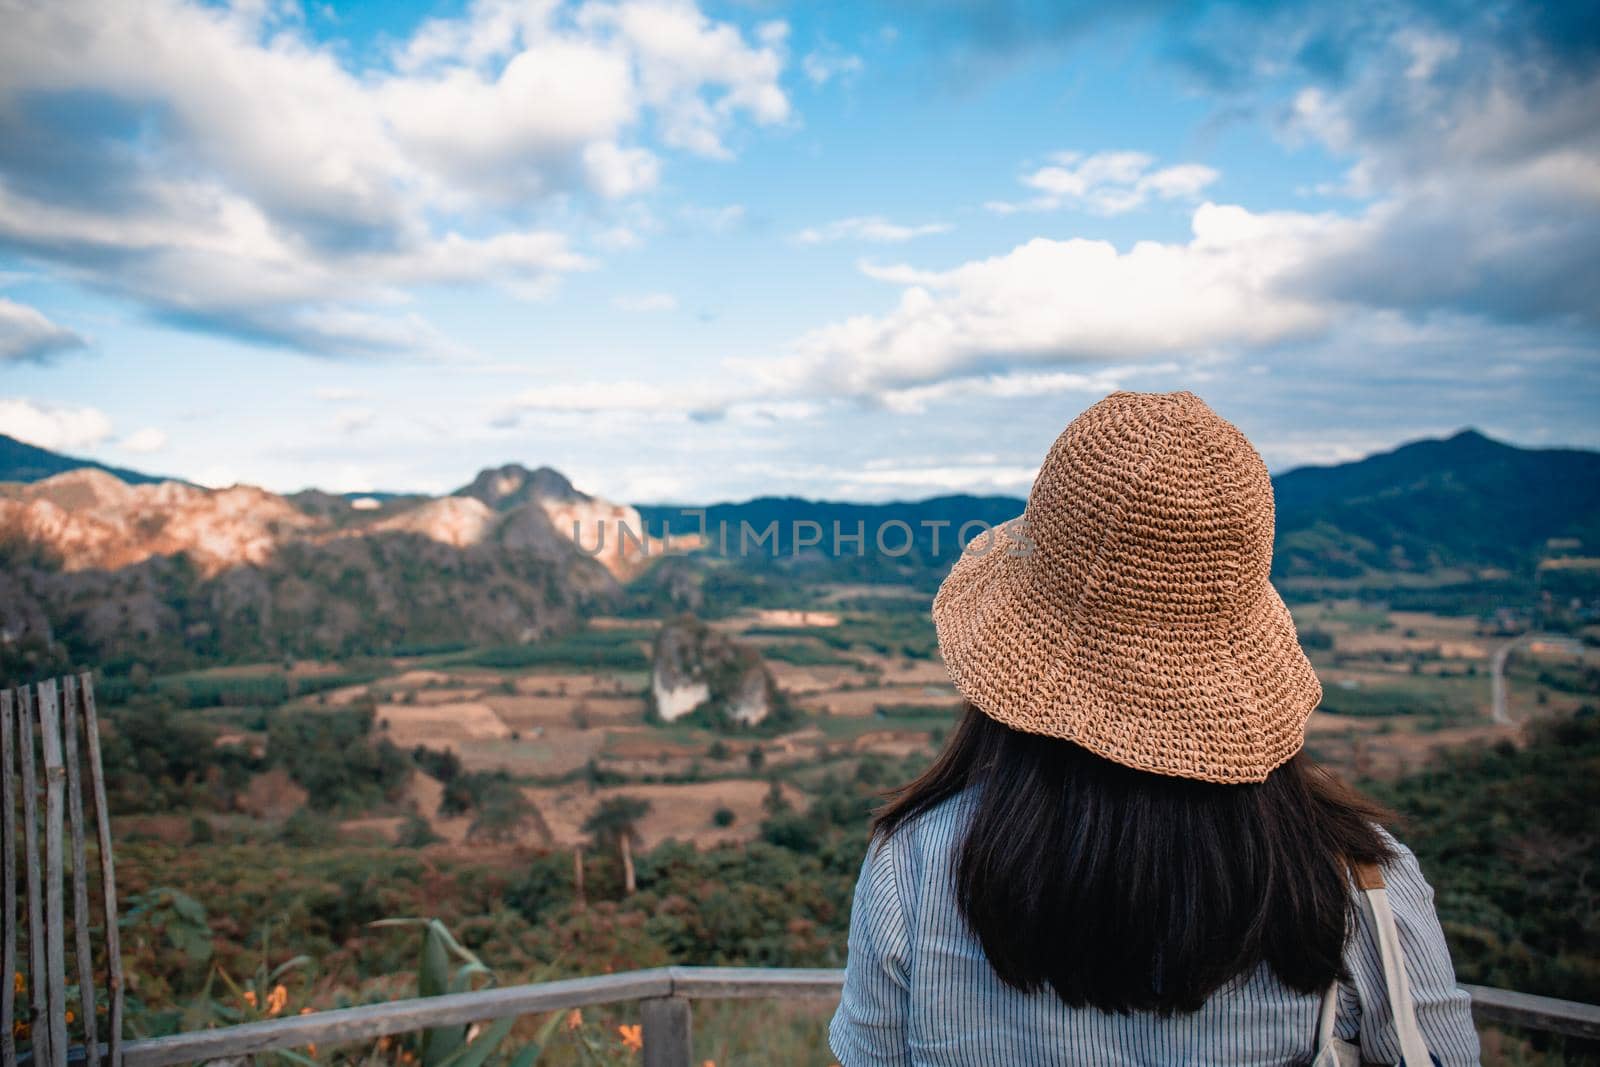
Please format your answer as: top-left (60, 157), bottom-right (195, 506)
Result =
top-left (3, 429), bottom-right (1596, 677)
top-left (1272, 430), bottom-right (1600, 577)
top-left (641, 431), bottom-right (1600, 587)
top-left (635, 494), bottom-right (1028, 590)
top-left (0, 431), bottom-right (181, 485)
top-left (0, 465), bottom-right (627, 677)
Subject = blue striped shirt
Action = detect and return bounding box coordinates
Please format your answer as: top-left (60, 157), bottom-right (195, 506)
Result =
top-left (829, 789), bottom-right (1481, 1066)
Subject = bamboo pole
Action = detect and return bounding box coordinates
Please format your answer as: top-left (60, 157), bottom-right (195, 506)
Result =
top-left (18, 685), bottom-right (52, 1067)
top-left (63, 676), bottom-right (100, 1067)
top-left (79, 675), bottom-right (122, 1067)
top-left (38, 679), bottom-right (69, 1067)
top-left (3, 688), bottom-right (17, 1067)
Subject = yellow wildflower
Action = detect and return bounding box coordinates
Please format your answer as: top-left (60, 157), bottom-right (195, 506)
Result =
top-left (12, 972), bottom-right (22, 995)
top-left (243, 989), bottom-right (257, 1008)
top-left (565, 1009), bottom-right (583, 1031)
top-left (266, 984), bottom-right (288, 1016)
top-left (65, 1010), bottom-right (75, 1025)
top-left (617, 1024), bottom-right (642, 1052)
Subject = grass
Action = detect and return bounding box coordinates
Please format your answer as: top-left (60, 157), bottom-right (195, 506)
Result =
top-left (814, 711), bottom-right (953, 740)
top-left (692, 997), bottom-right (836, 1066)
top-left (1317, 683), bottom-right (1473, 720)
top-left (754, 640), bottom-right (860, 667)
top-left (455, 630), bottom-right (655, 671)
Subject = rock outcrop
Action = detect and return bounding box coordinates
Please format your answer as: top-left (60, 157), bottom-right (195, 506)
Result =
top-left (0, 469), bottom-right (314, 575)
top-left (454, 463), bottom-right (656, 580)
top-left (649, 615), bottom-right (782, 728)
top-left (0, 466), bottom-right (621, 673)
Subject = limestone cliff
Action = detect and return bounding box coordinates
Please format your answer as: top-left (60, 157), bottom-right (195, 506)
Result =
top-left (649, 615), bottom-right (784, 729)
top-left (0, 466), bottom-right (619, 673)
top-left (454, 463), bottom-right (654, 581)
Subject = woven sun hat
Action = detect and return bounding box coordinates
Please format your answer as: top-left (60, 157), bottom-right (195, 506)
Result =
top-left (932, 389), bottom-right (1320, 784)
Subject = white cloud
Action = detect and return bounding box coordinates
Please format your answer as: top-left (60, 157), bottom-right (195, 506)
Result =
top-left (495, 378), bottom-right (821, 425)
top-left (760, 34), bottom-right (1600, 407)
top-left (582, 142), bottom-right (662, 200)
top-left (504, 379), bottom-right (719, 417)
top-left (875, 366), bottom-right (1165, 414)
top-left (0, 298), bottom-right (86, 363)
top-left (834, 463), bottom-right (1037, 495)
top-left (794, 216), bottom-right (952, 244)
top-left (611, 292), bottom-right (679, 312)
top-left (118, 427), bottom-right (168, 454)
top-left (757, 203), bottom-right (1337, 399)
top-left (802, 49), bottom-right (863, 85)
top-left (986, 151), bottom-right (1220, 215)
top-left (577, 2), bottom-right (791, 159)
top-left (0, 0), bottom-right (788, 357)
top-left (333, 407), bottom-right (377, 433)
top-left (312, 386), bottom-right (366, 402)
top-left (0, 398), bottom-right (113, 451)
top-left (1276, 28), bottom-right (1600, 327)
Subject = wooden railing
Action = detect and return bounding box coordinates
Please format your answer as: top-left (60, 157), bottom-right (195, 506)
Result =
top-left (67, 967), bottom-right (1597, 1067)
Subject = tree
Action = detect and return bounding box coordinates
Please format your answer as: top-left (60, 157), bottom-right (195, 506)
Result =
top-left (582, 795), bottom-right (653, 895)
top-left (468, 781), bottom-right (537, 843)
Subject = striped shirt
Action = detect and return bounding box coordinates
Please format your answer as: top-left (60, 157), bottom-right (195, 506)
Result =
top-left (829, 788), bottom-right (1481, 1066)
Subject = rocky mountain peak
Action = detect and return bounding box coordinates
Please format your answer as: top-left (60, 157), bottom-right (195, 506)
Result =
top-left (369, 496), bottom-right (497, 548)
top-left (454, 464), bottom-right (588, 511)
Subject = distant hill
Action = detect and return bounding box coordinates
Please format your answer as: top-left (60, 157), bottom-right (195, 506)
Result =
top-left (0, 465), bottom-right (624, 678)
top-left (0, 432), bottom-right (181, 485)
top-left (4, 428), bottom-right (1595, 678)
top-left (1272, 430), bottom-right (1600, 578)
top-left (640, 430), bottom-right (1600, 587)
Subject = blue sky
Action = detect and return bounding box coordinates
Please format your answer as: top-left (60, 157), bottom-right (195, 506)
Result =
top-left (0, 0), bottom-right (1596, 502)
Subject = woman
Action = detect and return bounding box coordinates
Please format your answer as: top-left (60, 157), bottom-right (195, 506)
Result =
top-left (829, 391), bottom-right (1480, 1066)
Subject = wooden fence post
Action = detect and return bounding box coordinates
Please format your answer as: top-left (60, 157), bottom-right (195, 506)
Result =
top-left (2, 688), bottom-right (16, 1067)
top-left (63, 675), bottom-right (102, 1067)
top-left (39, 678), bottom-right (69, 1067)
top-left (18, 685), bottom-right (53, 1067)
top-left (80, 673), bottom-right (124, 1067)
top-left (639, 996), bottom-right (692, 1067)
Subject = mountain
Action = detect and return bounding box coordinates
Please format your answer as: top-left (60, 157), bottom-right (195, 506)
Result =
top-left (0, 466), bottom-right (623, 677)
top-left (1272, 430), bottom-right (1600, 577)
top-left (456, 463), bottom-right (661, 580)
top-left (639, 431), bottom-right (1600, 588)
top-left (0, 432), bottom-right (182, 486)
top-left (3, 428), bottom-right (1594, 678)
top-left (456, 464), bottom-right (589, 508)
top-left (635, 494), bottom-right (1028, 590)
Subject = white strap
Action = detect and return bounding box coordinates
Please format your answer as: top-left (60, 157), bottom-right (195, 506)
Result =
top-left (1315, 981), bottom-right (1340, 1048)
top-left (1315, 881), bottom-right (1435, 1066)
top-left (1360, 885), bottom-right (1434, 1067)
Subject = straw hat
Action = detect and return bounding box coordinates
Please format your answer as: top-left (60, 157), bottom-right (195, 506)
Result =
top-left (932, 390), bottom-right (1319, 784)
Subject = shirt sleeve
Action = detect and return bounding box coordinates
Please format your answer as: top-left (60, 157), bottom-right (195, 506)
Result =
top-left (829, 832), bottom-right (913, 1067)
top-left (1336, 837), bottom-right (1482, 1066)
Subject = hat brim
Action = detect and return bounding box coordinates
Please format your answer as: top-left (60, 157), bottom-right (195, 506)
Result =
top-left (932, 521), bottom-right (1320, 784)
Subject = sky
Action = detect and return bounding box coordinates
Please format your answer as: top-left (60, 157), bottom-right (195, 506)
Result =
top-left (0, 0), bottom-right (1596, 504)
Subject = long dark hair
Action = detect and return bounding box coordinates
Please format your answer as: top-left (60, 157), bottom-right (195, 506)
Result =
top-left (874, 703), bottom-right (1396, 1015)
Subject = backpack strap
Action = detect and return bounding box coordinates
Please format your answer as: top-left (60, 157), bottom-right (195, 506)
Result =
top-left (1350, 861), bottom-right (1435, 1067)
top-left (1351, 861), bottom-right (1386, 891)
